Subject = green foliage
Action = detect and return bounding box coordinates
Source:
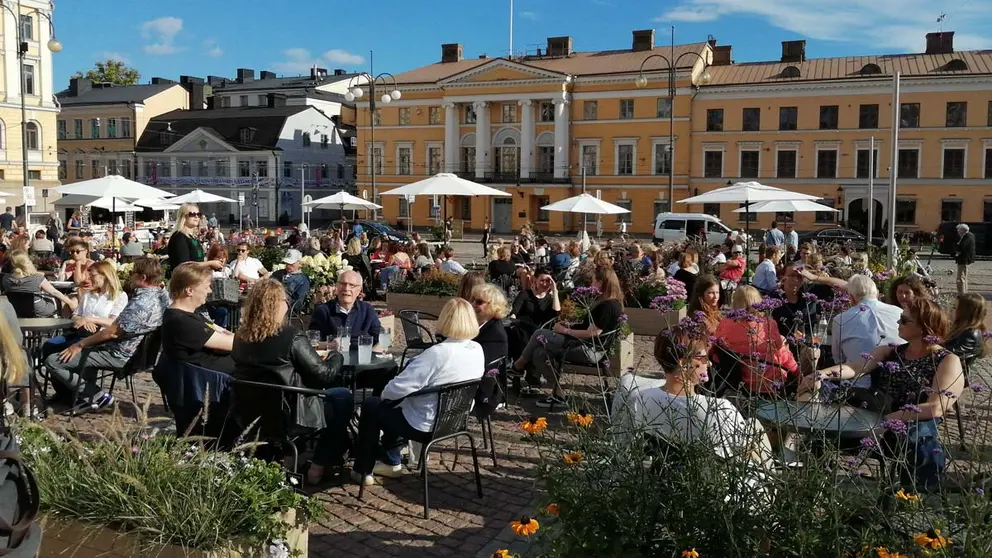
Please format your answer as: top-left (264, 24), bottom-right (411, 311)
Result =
top-left (429, 225), bottom-right (447, 242)
top-left (388, 268), bottom-right (459, 297)
top-left (249, 245), bottom-right (286, 270)
top-left (71, 59), bottom-right (141, 86)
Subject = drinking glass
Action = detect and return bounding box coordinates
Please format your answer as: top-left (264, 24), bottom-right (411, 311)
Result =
top-left (336, 326), bottom-right (351, 352)
top-left (358, 334), bottom-right (373, 364)
top-left (306, 330), bottom-right (321, 349)
top-left (379, 327), bottom-right (392, 351)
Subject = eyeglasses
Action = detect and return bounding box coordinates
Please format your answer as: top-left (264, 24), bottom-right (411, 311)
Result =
top-left (238, 249), bottom-right (249, 253)
top-left (337, 282), bottom-right (362, 289)
top-left (187, 212), bottom-right (202, 218)
top-left (898, 315), bottom-right (913, 325)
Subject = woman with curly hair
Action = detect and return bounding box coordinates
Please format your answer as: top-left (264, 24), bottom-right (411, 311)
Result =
top-left (888, 274), bottom-right (930, 310)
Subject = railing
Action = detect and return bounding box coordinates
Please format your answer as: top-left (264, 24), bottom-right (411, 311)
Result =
top-left (136, 176), bottom-right (352, 188)
top-left (483, 171), bottom-right (520, 184)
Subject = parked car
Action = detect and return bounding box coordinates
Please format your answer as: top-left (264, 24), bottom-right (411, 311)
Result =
top-left (937, 221), bottom-right (991, 257)
top-left (796, 227), bottom-right (882, 250)
top-left (332, 220), bottom-right (411, 244)
top-left (653, 213), bottom-right (749, 246)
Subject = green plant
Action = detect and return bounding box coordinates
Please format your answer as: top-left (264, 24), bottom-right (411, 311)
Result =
top-left (388, 268), bottom-right (459, 297)
top-left (250, 245), bottom-right (287, 270)
top-left (429, 225), bottom-right (447, 242)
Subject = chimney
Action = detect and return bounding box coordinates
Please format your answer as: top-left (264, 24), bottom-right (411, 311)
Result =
top-left (236, 68), bottom-right (255, 82)
top-left (150, 77), bottom-right (175, 85)
top-left (310, 67), bottom-right (328, 80)
top-left (259, 70), bottom-right (277, 80)
top-left (546, 36), bottom-right (573, 57)
top-left (207, 75), bottom-right (227, 86)
top-left (441, 43), bottom-right (463, 63)
top-left (780, 40), bottom-right (806, 63)
top-left (632, 29), bottom-right (654, 52)
top-left (68, 77), bottom-right (92, 97)
top-left (266, 93), bottom-right (287, 108)
top-left (179, 75), bottom-right (204, 85)
top-left (189, 83), bottom-right (209, 110)
top-left (711, 45), bottom-right (733, 66)
top-left (925, 31), bottom-right (954, 54)
top-left (333, 68), bottom-right (347, 76)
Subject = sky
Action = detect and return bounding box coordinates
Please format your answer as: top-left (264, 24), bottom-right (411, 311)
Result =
top-left (52, 0), bottom-right (992, 88)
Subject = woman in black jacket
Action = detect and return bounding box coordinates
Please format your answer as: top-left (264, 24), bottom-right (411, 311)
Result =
top-left (167, 204), bottom-right (224, 278)
top-left (943, 293), bottom-right (988, 375)
top-left (470, 283), bottom-right (509, 416)
top-left (232, 279), bottom-right (351, 485)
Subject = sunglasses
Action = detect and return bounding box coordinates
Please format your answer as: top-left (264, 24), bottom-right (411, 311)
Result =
top-left (187, 212), bottom-right (202, 218)
top-left (238, 248), bottom-right (248, 253)
top-left (70, 249), bottom-right (86, 254)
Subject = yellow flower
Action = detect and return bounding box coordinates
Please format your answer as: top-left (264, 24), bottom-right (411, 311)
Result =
top-left (543, 502), bottom-right (559, 516)
top-left (520, 417), bottom-right (548, 435)
top-left (681, 548), bottom-right (699, 558)
top-left (914, 529), bottom-right (950, 550)
top-left (566, 412), bottom-right (594, 427)
top-left (510, 516), bottom-right (539, 537)
top-left (875, 548), bottom-right (907, 558)
top-left (563, 451), bottom-right (584, 465)
top-left (894, 489), bottom-right (920, 503)
top-left (490, 550), bottom-right (512, 558)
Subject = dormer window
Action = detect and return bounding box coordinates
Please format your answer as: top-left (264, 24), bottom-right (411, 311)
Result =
top-left (781, 66), bottom-right (801, 78)
top-left (859, 63), bottom-right (882, 75)
top-left (944, 59), bottom-right (968, 71)
top-left (321, 134), bottom-right (329, 149)
top-left (302, 132), bottom-right (312, 147)
top-left (240, 127), bottom-right (257, 144)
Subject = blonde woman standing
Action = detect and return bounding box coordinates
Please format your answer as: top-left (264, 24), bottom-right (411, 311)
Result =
top-left (167, 203), bottom-right (223, 278)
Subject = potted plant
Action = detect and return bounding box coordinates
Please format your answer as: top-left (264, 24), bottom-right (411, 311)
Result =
top-left (385, 269), bottom-right (460, 315)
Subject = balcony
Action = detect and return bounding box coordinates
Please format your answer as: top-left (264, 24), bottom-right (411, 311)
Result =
top-left (454, 170), bottom-right (475, 180)
top-left (484, 171), bottom-right (520, 184)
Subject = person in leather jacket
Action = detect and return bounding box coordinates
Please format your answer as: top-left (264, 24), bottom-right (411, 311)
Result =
top-left (943, 293), bottom-right (988, 373)
top-left (232, 279), bottom-right (351, 485)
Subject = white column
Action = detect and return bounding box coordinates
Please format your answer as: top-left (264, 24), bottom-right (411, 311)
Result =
top-left (553, 98), bottom-right (570, 179)
top-left (38, 14), bottom-right (54, 106)
top-left (474, 101), bottom-right (489, 179)
top-left (3, 9), bottom-right (19, 101)
top-left (229, 155), bottom-right (238, 179)
top-left (443, 102), bottom-right (458, 173)
top-left (169, 156), bottom-right (178, 179)
top-left (519, 100), bottom-right (534, 180)
top-left (136, 156), bottom-right (145, 179)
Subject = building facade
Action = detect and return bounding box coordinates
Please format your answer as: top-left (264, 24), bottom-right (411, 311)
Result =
top-left (362, 30), bottom-right (992, 235)
top-left (0, 0), bottom-right (60, 213)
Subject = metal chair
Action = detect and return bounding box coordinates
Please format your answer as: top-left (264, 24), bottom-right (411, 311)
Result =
top-left (397, 310), bottom-right (438, 368)
top-left (357, 378), bottom-right (484, 519)
top-left (69, 328), bottom-right (163, 415)
top-left (475, 356), bottom-right (506, 467)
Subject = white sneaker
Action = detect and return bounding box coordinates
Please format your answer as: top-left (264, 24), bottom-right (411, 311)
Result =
top-left (373, 462), bottom-right (404, 478)
top-left (350, 470), bottom-right (374, 486)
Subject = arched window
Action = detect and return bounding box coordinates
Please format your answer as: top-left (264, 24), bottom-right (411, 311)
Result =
top-left (25, 122), bottom-right (39, 150)
top-left (859, 63), bottom-right (882, 75)
top-left (459, 133), bottom-right (476, 174)
top-left (535, 132), bottom-right (555, 175)
top-left (496, 136), bottom-right (518, 176)
top-left (780, 66), bottom-right (801, 78)
top-left (944, 59), bottom-right (968, 71)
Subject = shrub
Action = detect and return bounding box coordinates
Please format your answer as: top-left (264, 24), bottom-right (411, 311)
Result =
top-left (388, 268), bottom-right (460, 297)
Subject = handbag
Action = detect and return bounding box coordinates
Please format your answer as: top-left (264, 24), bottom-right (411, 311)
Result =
top-left (208, 278), bottom-right (240, 304)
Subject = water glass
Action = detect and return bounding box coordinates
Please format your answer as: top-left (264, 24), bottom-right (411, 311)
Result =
top-left (357, 334), bottom-right (373, 364)
top-left (336, 326), bottom-right (351, 352)
top-left (306, 330), bottom-right (321, 349)
top-left (379, 327), bottom-right (392, 351)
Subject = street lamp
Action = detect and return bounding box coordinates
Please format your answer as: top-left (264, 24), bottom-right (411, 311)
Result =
top-left (345, 54), bottom-right (400, 220)
top-left (635, 27), bottom-right (709, 212)
top-left (0, 1), bottom-right (61, 219)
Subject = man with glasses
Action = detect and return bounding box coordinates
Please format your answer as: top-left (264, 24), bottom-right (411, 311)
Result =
top-left (227, 242), bottom-right (268, 283)
top-left (308, 270), bottom-right (382, 351)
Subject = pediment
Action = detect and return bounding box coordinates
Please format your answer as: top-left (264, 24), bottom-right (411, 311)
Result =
top-left (164, 127), bottom-right (238, 153)
top-left (439, 59), bottom-right (566, 85)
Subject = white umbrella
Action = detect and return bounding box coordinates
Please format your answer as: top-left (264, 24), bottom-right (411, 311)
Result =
top-left (85, 196), bottom-right (143, 213)
top-left (379, 173), bottom-right (512, 197)
top-left (168, 189), bottom-right (237, 204)
top-left (55, 174), bottom-right (174, 199)
top-left (734, 199), bottom-right (839, 213)
top-left (679, 181), bottom-right (820, 205)
top-left (540, 193), bottom-right (630, 215)
top-left (132, 198), bottom-right (181, 210)
top-left (304, 191), bottom-right (382, 210)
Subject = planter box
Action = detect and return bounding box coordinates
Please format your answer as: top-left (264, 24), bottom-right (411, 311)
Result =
top-left (386, 292), bottom-right (453, 317)
top-left (624, 307), bottom-right (687, 336)
top-left (38, 510), bottom-right (307, 558)
top-left (564, 332), bottom-right (634, 378)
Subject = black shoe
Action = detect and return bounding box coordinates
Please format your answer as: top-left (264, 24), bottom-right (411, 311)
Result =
top-left (535, 396), bottom-right (567, 410)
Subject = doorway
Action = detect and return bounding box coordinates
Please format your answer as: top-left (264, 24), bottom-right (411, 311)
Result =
top-left (493, 198), bottom-right (512, 233)
top-left (847, 198), bottom-right (883, 236)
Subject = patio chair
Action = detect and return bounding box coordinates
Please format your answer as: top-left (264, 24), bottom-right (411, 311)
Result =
top-left (357, 378), bottom-right (484, 519)
top-left (397, 310), bottom-right (438, 368)
top-left (68, 328), bottom-right (162, 416)
top-left (550, 327), bottom-right (625, 406)
top-left (475, 356), bottom-right (506, 467)
top-left (153, 359), bottom-right (237, 446)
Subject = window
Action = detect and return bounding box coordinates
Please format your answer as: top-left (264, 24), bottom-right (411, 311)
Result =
top-left (859, 104), bottom-right (879, 129)
top-left (91, 160), bottom-right (99, 178)
top-left (535, 196), bottom-right (550, 223)
top-left (653, 143), bottom-right (671, 175)
top-left (219, 96), bottom-right (231, 108)
top-left (371, 146), bottom-right (384, 175)
top-left (619, 99), bottom-right (634, 119)
top-left (58, 160), bottom-right (66, 179)
top-left (27, 170), bottom-right (40, 181)
top-left (779, 107), bottom-right (798, 130)
top-left (816, 149), bottom-right (838, 178)
top-left (19, 14), bottom-right (32, 41)
top-left (320, 134), bottom-right (329, 149)
top-left (398, 197), bottom-right (410, 218)
top-left (737, 203), bottom-right (756, 222)
top-left (776, 150), bottom-right (797, 178)
top-left (428, 106), bottom-right (440, 125)
top-left (495, 137), bottom-right (518, 175)
top-left (985, 149), bottom-right (992, 179)
top-left (815, 198), bottom-right (836, 223)
top-left (819, 105), bottom-right (839, 130)
top-left (464, 105), bottom-right (476, 124)
top-left (108, 160), bottom-right (118, 176)
top-left (197, 161), bottom-right (208, 176)
top-left (943, 148), bottom-right (966, 178)
top-left (900, 103), bottom-right (920, 128)
top-left (896, 199), bottom-right (917, 225)
top-left (702, 203), bottom-right (720, 217)
top-left (239, 95), bottom-right (249, 107)
top-left (73, 119), bottom-right (83, 139)
top-left (740, 150), bottom-right (759, 178)
top-left (282, 161), bottom-right (292, 178)
top-left (238, 160), bottom-right (251, 177)
top-left (988, 101), bottom-right (992, 126)
top-left (302, 132), bottom-right (311, 146)
top-left (657, 98), bottom-right (672, 118)
top-left (122, 160), bottom-right (132, 178)
top-left (615, 199), bottom-right (633, 223)
top-left (661, 219), bottom-right (685, 231)
top-left (653, 200), bottom-right (671, 215)
top-left (501, 103), bottom-right (516, 123)
top-left (74, 159), bottom-right (83, 178)
top-left (583, 101), bottom-right (597, 120)
top-left (57, 120), bottom-right (66, 140)
top-left (258, 95), bottom-right (267, 107)
top-left (159, 130), bottom-right (174, 146)
top-left (240, 127), bottom-right (256, 144)
top-left (616, 144), bottom-right (634, 175)
top-left (372, 110), bottom-right (381, 126)
top-left (103, 118), bottom-right (116, 138)
top-left (399, 108), bottom-right (410, 125)
top-left (703, 151), bottom-right (723, 178)
top-left (397, 146), bottom-right (412, 175)
top-left (946, 102), bottom-right (967, 127)
top-left (460, 147), bottom-right (475, 173)
top-left (256, 160), bottom-right (268, 177)
top-left (90, 119), bottom-right (100, 139)
top-left (742, 108), bottom-right (760, 131)
top-left (898, 149), bottom-right (919, 178)
top-left (856, 149), bottom-right (879, 178)
top-left (120, 117), bottom-right (132, 138)
top-left (775, 211), bottom-right (794, 223)
top-left (428, 146), bottom-right (442, 175)
top-left (336, 164), bottom-right (344, 179)
top-left (540, 102), bottom-right (554, 122)
top-left (459, 199), bottom-right (471, 221)
top-left (941, 199), bottom-right (963, 222)
top-left (537, 146), bottom-right (554, 174)
top-left (25, 122), bottom-right (38, 150)
top-left (581, 144), bottom-right (598, 176)
top-left (706, 109), bottom-right (724, 131)
top-left (180, 161), bottom-right (191, 177)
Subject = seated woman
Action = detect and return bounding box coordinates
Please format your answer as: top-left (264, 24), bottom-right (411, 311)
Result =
top-left (206, 243), bottom-right (231, 278)
top-left (379, 243), bottom-right (412, 290)
top-left (57, 238), bottom-right (93, 286)
top-left (471, 283), bottom-right (509, 415)
top-left (771, 263), bottom-right (820, 345)
top-left (513, 266), bottom-right (624, 409)
top-left (2, 250), bottom-right (76, 318)
top-left (713, 286), bottom-right (799, 394)
top-left (162, 262), bottom-right (236, 374)
top-left (687, 274), bottom-right (721, 336)
top-left (671, 253), bottom-right (699, 297)
top-left (805, 298), bottom-right (964, 488)
top-left (350, 298), bottom-right (484, 485)
top-left (942, 293), bottom-right (987, 376)
top-left (232, 279), bottom-right (350, 485)
top-left (43, 261), bottom-right (128, 358)
top-left (488, 246), bottom-right (516, 285)
top-left (507, 267), bottom-right (561, 360)
top-left (888, 274), bottom-right (929, 311)
top-left (456, 271), bottom-right (485, 302)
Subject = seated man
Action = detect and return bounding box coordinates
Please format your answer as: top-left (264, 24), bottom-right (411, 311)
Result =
top-left (269, 249), bottom-right (310, 309)
top-left (309, 270), bottom-right (381, 351)
top-left (44, 257), bottom-right (170, 412)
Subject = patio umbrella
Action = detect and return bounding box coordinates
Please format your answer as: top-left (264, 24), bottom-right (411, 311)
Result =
top-left (540, 193), bottom-right (630, 215)
top-left (167, 189), bottom-right (237, 204)
top-left (85, 196), bottom-right (143, 213)
top-left (734, 199), bottom-right (839, 213)
top-left (132, 198), bottom-right (181, 211)
top-left (379, 173), bottom-right (513, 198)
top-left (304, 191), bottom-right (382, 211)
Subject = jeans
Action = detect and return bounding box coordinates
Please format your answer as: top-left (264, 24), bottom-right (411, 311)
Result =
top-left (520, 328), bottom-right (602, 395)
top-left (311, 387), bottom-right (356, 467)
top-left (351, 396), bottom-right (424, 474)
top-left (44, 348), bottom-right (129, 403)
top-left (208, 306), bottom-right (230, 329)
top-left (42, 334), bottom-right (78, 359)
top-left (882, 418), bottom-right (946, 489)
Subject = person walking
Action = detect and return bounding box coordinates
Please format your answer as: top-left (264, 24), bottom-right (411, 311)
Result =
top-left (955, 223), bottom-right (976, 295)
top-left (764, 221), bottom-right (785, 247)
top-left (482, 218), bottom-right (491, 255)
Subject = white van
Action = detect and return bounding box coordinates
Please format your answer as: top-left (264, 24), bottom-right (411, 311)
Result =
top-left (653, 212), bottom-right (745, 246)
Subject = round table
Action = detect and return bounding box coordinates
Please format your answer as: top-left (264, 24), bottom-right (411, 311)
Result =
top-left (322, 350), bottom-right (400, 396)
top-left (18, 317), bottom-right (74, 417)
top-left (755, 400), bottom-right (882, 438)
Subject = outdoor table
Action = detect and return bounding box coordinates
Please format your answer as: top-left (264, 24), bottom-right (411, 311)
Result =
top-left (755, 399), bottom-right (882, 438)
top-left (18, 317), bottom-right (74, 417)
top-left (50, 281), bottom-right (76, 293)
top-left (319, 349), bottom-right (399, 399)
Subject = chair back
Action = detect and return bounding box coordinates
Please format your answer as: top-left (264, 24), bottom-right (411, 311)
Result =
top-left (707, 345), bottom-right (745, 396)
top-left (124, 328), bottom-right (163, 374)
top-left (427, 379), bottom-right (481, 439)
top-left (398, 310), bottom-right (437, 346)
top-left (4, 291), bottom-right (36, 318)
top-left (228, 371), bottom-right (295, 440)
top-left (156, 359), bottom-right (234, 440)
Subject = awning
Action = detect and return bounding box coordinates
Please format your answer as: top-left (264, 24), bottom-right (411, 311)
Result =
top-left (54, 194), bottom-right (100, 207)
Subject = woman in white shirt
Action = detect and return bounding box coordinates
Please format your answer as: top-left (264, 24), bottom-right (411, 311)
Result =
top-left (227, 242), bottom-right (269, 283)
top-left (42, 260), bottom-right (128, 357)
top-left (350, 298), bottom-right (484, 486)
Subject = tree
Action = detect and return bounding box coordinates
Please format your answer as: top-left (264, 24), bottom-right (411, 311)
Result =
top-left (71, 60), bottom-right (141, 86)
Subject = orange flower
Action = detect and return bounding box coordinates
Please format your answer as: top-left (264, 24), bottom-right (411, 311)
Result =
top-left (681, 548), bottom-right (700, 558)
top-left (543, 502), bottom-right (559, 516)
top-left (895, 489), bottom-right (920, 503)
top-left (490, 550), bottom-right (513, 558)
top-left (875, 548), bottom-right (907, 558)
top-left (566, 412), bottom-right (594, 427)
top-left (563, 451), bottom-right (584, 465)
top-left (520, 417), bottom-right (548, 435)
top-left (914, 529), bottom-right (951, 550)
top-left (510, 516), bottom-right (540, 537)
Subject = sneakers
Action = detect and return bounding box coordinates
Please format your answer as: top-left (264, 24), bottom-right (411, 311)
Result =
top-left (373, 462), bottom-right (405, 478)
top-left (66, 393), bottom-right (114, 416)
top-left (350, 470), bottom-right (374, 486)
top-left (536, 395), bottom-right (567, 410)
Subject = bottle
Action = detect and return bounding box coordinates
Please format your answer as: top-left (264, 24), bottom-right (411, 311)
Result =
top-left (814, 317), bottom-right (829, 344)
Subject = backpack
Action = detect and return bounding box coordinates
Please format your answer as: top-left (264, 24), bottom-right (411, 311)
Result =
top-left (0, 392), bottom-right (41, 557)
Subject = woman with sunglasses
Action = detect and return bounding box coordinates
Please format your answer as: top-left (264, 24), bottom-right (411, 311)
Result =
top-left (228, 241), bottom-right (269, 283)
top-left (167, 204), bottom-right (224, 278)
top-left (57, 238), bottom-right (94, 288)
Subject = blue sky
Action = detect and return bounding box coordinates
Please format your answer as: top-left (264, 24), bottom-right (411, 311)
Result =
top-left (53, 0), bottom-right (992, 87)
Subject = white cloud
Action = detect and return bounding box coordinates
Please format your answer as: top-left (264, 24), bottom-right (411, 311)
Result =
top-left (96, 51), bottom-right (130, 64)
top-left (141, 16), bottom-right (184, 55)
top-left (204, 39), bottom-right (223, 58)
top-left (322, 49), bottom-right (364, 65)
top-left (273, 47), bottom-right (365, 74)
top-left (658, 0), bottom-right (992, 52)
top-left (518, 10), bottom-right (538, 21)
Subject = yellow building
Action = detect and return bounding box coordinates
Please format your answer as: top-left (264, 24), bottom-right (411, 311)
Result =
top-left (360, 30), bottom-right (992, 235)
top-left (0, 0), bottom-right (61, 214)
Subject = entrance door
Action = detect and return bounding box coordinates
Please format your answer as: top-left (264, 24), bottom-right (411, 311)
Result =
top-left (493, 198), bottom-right (512, 233)
top-left (848, 198), bottom-right (884, 236)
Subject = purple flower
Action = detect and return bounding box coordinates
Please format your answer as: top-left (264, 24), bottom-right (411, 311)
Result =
top-left (983, 331), bottom-right (992, 340)
top-left (617, 313), bottom-right (628, 324)
top-left (881, 361), bottom-right (901, 374)
top-left (860, 352), bottom-right (874, 361)
top-left (976, 488), bottom-right (985, 496)
top-left (537, 334), bottom-right (548, 344)
top-left (486, 368), bottom-right (500, 377)
top-left (859, 437), bottom-right (877, 450)
top-left (881, 419), bottom-right (908, 434)
top-left (924, 335), bottom-right (941, 345)
top-left (900, 403), bottom-right (922, 414)
top-left (131, 445), bottom-right (141, 455)
top-left (971, 384), bottom-right (987, 393)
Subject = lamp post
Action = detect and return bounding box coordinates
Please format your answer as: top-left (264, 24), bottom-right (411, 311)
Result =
top-left (634, 26), bottom-right (709, 212)
top-left (344, 51), bottom-right (400, 221)
top-left (0, 1), bottom-right (61, 220)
